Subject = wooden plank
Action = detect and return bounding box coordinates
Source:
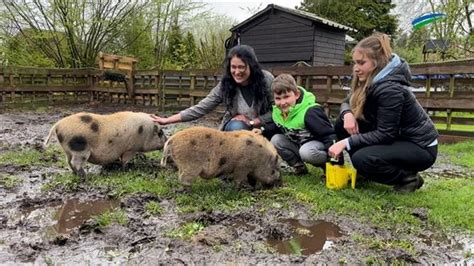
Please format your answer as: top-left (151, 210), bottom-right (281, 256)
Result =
top-left (417, 97), bottom-right (474, 110)
top-left (2, 85), bottom-right (91, 92)
top-left (431, 116), bottom-right (474, 125)
top-left (437, 129), bottom-right (474, 137)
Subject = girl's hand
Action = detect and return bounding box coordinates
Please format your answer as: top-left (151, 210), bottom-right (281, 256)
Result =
top-left (343, 112), bottom-right (359, 135)
top-left (328, 139), bottom-right (347, 159)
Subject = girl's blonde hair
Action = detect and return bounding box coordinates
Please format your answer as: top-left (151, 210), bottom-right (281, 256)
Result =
top-left (350, 32), bottom-right (392, 119)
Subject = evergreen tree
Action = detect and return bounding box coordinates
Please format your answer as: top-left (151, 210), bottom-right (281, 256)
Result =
top-left (166, 24), bottom-right (185, 69)
top-left (298, 0), bottom-right (398, 41)
top-left (183, 32), bottom-right (197, 69)
top-left (121, 13), bottom-right (155, 69)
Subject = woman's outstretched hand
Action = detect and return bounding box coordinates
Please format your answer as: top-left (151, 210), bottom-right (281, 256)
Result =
top-left (150, 114), bottom-right (169, 125)
top-left (343, 112), bottom-right (359, 135)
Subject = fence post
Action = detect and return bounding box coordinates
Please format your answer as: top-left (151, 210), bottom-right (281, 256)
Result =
top-left (9, 73), bottom-right (15, 103)
top-left (0, 69), bottom-right (4, 103)
top-left (326, 75), bottom-right (333, 94)
top-left (190, 73), bottom-right (196, 106)
top-left (160, 72), bottom-right (166, 113)
top-left (154, 74), bottom-right (160, 107)
top-left (425, 75), bottom-right (431, 97)
top-left (446, 74), bottom-right (456, 130)
top-left (296, 75), bottom-right (302, 86)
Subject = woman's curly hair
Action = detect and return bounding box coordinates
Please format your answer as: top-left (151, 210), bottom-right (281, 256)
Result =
top-left (221, 45), bottom-right (271, 114)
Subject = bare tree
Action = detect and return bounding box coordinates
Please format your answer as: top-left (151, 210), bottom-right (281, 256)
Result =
top-left (2, 0), bottom-right (147, 67)
top-left (426, 0), bottom-right (473, 57)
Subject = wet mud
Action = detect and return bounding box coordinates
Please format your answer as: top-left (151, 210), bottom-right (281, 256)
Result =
top-left (0, 102), bottom-right (472, 264)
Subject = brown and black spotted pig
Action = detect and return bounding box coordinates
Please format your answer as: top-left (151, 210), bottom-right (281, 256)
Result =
top-left (161, 126), bottom-right (281, 188)
top-left (44, 112), bottom-right (167, 177)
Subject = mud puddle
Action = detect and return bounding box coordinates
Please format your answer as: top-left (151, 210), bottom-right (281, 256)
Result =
top-left (22, 198), bottom-right (119, 234)
top-left (267, 218), bottom-right (342, 255)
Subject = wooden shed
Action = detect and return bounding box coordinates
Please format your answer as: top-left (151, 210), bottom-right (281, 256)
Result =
top-left (229, 4), bottom-right (355, 67)
top-left (422, 39), bottom-right (449, 62)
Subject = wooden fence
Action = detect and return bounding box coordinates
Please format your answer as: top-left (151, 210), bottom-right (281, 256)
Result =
top-left (1, 59), bottom-right (473, 137)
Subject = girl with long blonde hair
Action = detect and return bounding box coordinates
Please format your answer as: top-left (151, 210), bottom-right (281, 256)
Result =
top-left (328, 32), bottom-right (438, 193)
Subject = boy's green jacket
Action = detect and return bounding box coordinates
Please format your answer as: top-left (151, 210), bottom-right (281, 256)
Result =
top-left (272, 87), bottom-right (319, 143)
top-left (272, 86), bottom-right (318, 128)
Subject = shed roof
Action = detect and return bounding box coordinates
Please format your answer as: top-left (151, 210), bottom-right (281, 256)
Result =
top-left (423, 39), bottom-right (450, 53)
top-left (230, 4), bottom-right (356, 32)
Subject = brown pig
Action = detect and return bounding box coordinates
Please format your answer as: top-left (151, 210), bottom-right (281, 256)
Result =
top-left (161, 126), bottom-right (281, 188)
top-left (44, 111), bottom-right (167, 177)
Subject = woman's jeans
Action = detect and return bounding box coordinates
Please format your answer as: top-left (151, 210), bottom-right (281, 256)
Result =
top-left (334, 117), bottom-right (437, 185)
top-left (223, 120), bottom-right (251, 131)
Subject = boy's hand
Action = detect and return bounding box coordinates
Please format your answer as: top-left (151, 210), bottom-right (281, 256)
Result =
top-left (328, 139), bottom-right (347, 159)
top-left (343, 112), bottom-right (359, 135)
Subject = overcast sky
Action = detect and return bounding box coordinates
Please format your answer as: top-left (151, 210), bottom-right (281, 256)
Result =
top-left (199, 0), bottom-right (302, 22)
top-left (198, 0), bottom-right (424, 34)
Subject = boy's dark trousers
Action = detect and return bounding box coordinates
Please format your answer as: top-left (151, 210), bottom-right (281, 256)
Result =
top-left (334, 117), bottom-right (437, 185)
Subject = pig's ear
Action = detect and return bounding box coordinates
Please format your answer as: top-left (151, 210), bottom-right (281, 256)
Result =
top-left (251, 128), bottom-right (262, 135)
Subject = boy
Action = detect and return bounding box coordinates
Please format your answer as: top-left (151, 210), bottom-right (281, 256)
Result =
top-left (268, 74), bottom-right (337, 175)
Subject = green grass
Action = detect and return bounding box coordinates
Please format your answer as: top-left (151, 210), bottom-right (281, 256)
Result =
top-left (94, 209), bottom-right (128, 227)
top-left (0, 146), bottom-right (67, 168)
top-left (0, 175), bottom-right (24, 189)
top-left (175, 179), bottom-right (256, 213)
top-left (165, 221), bottom-right (205, 239)
top-left (274, 166), bottom-right (474, 233)
top-left (145, 201), bottom-right (164, 216)
top-left (438, 140), bottom-right (474, 168)
top-left (352, 233), bottom-right (417, 256)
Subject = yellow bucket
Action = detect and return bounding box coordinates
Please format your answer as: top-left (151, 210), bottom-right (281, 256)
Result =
top-left (325, 162), bottom-right (357, 189)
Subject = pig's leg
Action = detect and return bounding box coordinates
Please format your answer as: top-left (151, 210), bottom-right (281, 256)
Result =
top-left (232, 169), bottom-right (250, 188)
top-left (178, 166), bottom-right (198, 186)
top-left (120, 150), bottom-right (136, 167)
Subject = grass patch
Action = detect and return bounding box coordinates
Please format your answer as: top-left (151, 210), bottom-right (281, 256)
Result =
top-left (42, 172), bottom-right (81, 192)
top-left (175, 179), bottom-right (256, 213)
top-left (414, 178), bottom-right (474, 231)
top-left (438, 140), bottom-right (474, 168)
top-left (94, 209), bottom-right (128, 227)
top-left (0, 175), bottom-right (24, 189)
top-left (352, 233), bottom-right (416, 256)
top-left (145, 201), bottom-right (164, 216)
top-left (0, 146), bottom-right (67, 168)
top-left (165, 221), bottom-right (204, 239)
top-left (271, 162), bottom-right (474, 234)
top-left (44, 168), bottom-right (180, 197)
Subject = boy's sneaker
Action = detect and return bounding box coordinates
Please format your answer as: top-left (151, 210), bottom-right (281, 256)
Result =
top-left (293, 163), bottom-right (308, 176)
top-left (394, 173), bottom-right (424, 193)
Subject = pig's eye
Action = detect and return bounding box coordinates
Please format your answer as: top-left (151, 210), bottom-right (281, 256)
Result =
top-left (158, 130), bottom-right (164, 137)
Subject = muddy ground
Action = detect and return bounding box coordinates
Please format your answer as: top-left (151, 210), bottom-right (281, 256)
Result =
top-left (0, 102), bottom-right (472, 264)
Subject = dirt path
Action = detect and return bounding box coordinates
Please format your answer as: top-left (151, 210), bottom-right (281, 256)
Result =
top-left (0, 103), bottom-right (472, 264)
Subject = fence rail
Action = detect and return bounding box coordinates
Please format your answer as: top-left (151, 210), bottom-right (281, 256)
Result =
top-left (1, 60), bottom-right (473, 137)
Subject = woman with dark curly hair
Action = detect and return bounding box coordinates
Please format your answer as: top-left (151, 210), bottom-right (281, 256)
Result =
top-left (151, 45), bottom-right (274, 134)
